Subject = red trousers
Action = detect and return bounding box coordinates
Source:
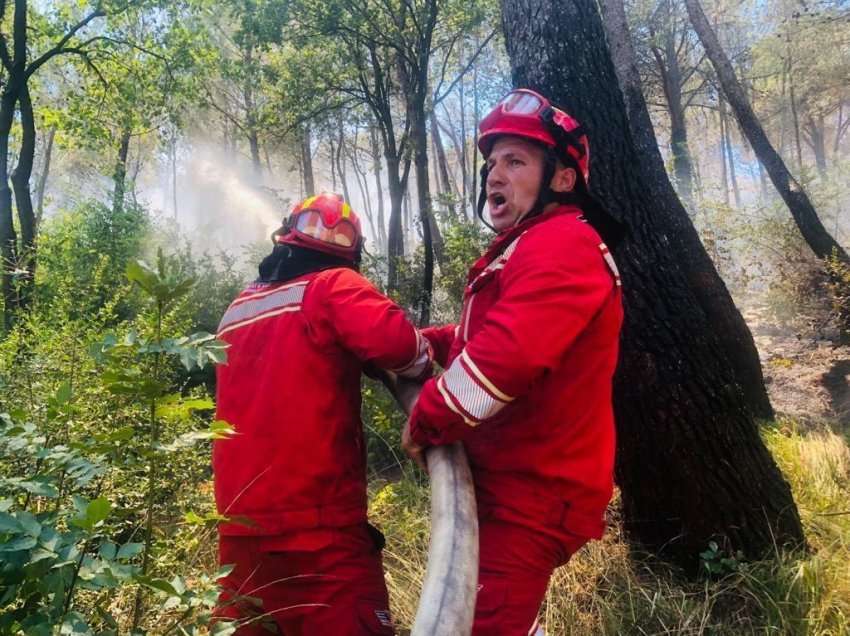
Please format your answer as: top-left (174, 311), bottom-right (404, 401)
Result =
top-left (472, 520), bottom-right (588, 635)
top-left (215, 524), bottom-right (394, 635)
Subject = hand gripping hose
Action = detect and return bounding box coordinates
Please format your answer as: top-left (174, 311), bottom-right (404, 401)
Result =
top-left (378, 372), bottom-right (479, 636)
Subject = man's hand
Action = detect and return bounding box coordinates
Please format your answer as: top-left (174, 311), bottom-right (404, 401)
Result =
top-left (402, 416), bottom-right (428, 472)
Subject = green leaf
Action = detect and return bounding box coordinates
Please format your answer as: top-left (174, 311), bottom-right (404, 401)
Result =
top-left (0, 535), bottom-right (37, 552)
top-left (126, 260), bottom-right (161, 297)
top-left (71, 497), bottom-right (112, 531)
top-left (116, 542), bottom-right (144, 560)
top-left (16, 511), bottom-right (41, 537)
top-left (55, 382), bottom-right (73, 405)
top-left (136, 575), bottom-right (178, 596)
top-left (0, 512), bottom-right (21, 533)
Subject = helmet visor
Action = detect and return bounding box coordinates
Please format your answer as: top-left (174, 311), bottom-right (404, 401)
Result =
top-left (294, 210), bottom-right (357, 247)
top-left (500, 90), bottom-right (546, 115)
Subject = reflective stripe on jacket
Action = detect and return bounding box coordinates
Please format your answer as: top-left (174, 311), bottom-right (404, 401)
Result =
top-left (411, 205), bottom-right (623, 541)
top-left (214, 267), bottom-right (430, 536)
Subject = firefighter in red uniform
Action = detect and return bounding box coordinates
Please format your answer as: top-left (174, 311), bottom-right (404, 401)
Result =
top-left (214, 193), bottom-right (430, 635)
top-left (403, 89), bottom-right (625, 635)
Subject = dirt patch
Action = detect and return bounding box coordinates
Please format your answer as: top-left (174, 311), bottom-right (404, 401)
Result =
top-left (743, 304), bottom-right (850, 428)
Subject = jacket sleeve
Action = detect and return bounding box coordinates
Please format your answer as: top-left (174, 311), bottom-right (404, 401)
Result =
top-left (320, 269), bottom-right (432, 380)
top-left (409, 226), bottom-right (618, 446)
top-left (420, 324), bottom-right (457, 368)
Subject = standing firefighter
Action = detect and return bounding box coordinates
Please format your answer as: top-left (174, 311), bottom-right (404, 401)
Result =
top-left (403, 89), bottom-right (625, 635)
top-left (213, 193), bottom-right (430, 635)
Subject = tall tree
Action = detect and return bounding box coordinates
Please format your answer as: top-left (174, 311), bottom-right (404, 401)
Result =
top-left (502, 0), bottom-right (804, 566)
top-left (600, 0), bottom-right (773, 421)
top-left (0, 0), bottom-right (109, 329)
top-left (684, 0), bottom-right (849, 265)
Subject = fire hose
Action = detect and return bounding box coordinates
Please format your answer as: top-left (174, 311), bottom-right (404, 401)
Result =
top-left (378, 372), bottom-right (479, 636)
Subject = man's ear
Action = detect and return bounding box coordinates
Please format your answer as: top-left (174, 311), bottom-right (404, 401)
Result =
top-left (550, 166), bottom-right (577, 193)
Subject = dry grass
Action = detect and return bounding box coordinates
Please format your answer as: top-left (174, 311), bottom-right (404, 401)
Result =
top-left (370, 424), bottom-right (850, 635)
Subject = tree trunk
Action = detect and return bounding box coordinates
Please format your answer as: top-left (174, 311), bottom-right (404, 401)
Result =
top-left (431, 109), bottom-right (455, 203)
top-left (0, 87), bottom-right (18, 330)
top-left (721, 100), bottom-right (741, 208)
top-left (687, 0), bottom-right (849, 263)
top-left (112, 127), bottom-right (131, 216)
top-left (718, 100), bottom-right (730, 205)
top-left (301, 123), bottom-right (315, 196)
top-left (413, 106), bottom-right (435, 326)
top-left (335, 127), bottom-right (352, 206)
top-left (370, 126), bottom-right (387, 254)
top-left (805, 115), bottom-right (827, 176)
top-left (35, 125), bottom-right (55, 228)
top-left (11, 84), bottom-right (36, 311)
top-left (655, 15), bottom-right (695, 208)
top-left (600, 0), bottom-right (773, 421)
top-left (503, 0), bottom-right (804, 566)
top-left (170, 133), bottom-right (178, 219)
top-left (386, 154), bottom-right (405, 291)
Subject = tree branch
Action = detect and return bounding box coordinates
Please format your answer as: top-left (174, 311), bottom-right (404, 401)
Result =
top-left (434, 28), bottom-right (497, 105)
top-left (25, 7), bottom-right (106, 79)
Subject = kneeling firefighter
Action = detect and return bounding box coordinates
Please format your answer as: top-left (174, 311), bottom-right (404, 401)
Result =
top-left (213, 193), bottom-right (431, 635)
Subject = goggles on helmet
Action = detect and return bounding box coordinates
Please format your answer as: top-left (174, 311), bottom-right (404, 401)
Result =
top-left (498, 89), bottom-right (547, 116)
top-left (291, 208), bottom-right (359, 248)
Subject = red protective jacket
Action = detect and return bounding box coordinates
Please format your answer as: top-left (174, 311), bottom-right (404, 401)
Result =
top-left (409, 205), bottom-right (623, 542)
top-left (214, 267), bottom-right (430, 536)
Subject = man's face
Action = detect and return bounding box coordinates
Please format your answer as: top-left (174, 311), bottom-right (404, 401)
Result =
top-left (485, 136), bottom-right (545, 231)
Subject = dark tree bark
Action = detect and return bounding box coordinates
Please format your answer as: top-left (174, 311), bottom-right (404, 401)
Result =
top-left (600, 0), bottom-right (772, 421)
top-left (503, 0), bottom-right (804, 566)
top-left (11, 84), bottom-right (35, 311)
top-left (0, 85), bottom-right (18, 331)
top-left (685, 0), bottom-right (847, 264)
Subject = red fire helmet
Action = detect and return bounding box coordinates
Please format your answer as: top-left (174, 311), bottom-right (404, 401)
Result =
top-left (278, 193), bottom-right (364, 261)
top-left (478, 89), bottom-right (590, 185)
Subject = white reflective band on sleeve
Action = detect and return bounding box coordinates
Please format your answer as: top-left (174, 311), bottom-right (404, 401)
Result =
top-left (393, 330), bottom-right (432, 379)
top-left (460, 350), bottom-right (514, 402)
top-left (436, 376), bottom-right (476, 426)
top-left (217, 282), bottom-right (307, 336)
top-left (441, 354), bottom-right (510, 423)
top-left (599, 243), bottom-right (621, 287)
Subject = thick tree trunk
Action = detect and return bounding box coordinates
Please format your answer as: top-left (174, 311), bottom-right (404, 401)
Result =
top-left (600, 0), bottom-right (773, 421)
top-left (503, 0), bottom-right (804, 566)
top-left (0, 88), bottom-right (18, 330)
top-left (11, 84), bottom-right (36, 311)
top-left (685, 0), bottom-right (847, 264)
top-left (413, 108), bottom-right (435, 326)
top-left (35, 126), bottom-right (55, 228)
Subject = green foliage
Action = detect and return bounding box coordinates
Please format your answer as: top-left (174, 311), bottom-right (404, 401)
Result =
top-left (0, 226), bottom-right (230, 632)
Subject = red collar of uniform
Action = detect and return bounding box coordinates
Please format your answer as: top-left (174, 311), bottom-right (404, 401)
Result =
top-left (469, 205), bottom-right (582, 280)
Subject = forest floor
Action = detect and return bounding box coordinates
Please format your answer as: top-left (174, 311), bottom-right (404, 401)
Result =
top-left (743, 302), bottom-right (850, 429)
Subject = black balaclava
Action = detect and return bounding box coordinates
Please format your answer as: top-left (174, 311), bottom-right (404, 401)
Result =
top-left (257, 240), bottom-right (359, 284)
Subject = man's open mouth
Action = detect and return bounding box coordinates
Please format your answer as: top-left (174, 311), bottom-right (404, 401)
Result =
top-left (489, 193), bottom-right (506, 208)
